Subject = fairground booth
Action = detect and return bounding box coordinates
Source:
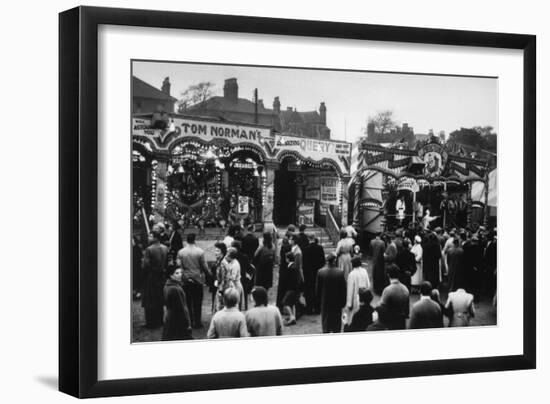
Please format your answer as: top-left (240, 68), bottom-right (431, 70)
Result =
top-left (349, 137), bottom-right (497, 238)
top-left (132, 114), bottom-right (351, 238)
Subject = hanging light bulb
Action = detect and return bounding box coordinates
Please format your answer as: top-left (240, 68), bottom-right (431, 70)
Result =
top-left (204, 148), bottom-right (215, 159)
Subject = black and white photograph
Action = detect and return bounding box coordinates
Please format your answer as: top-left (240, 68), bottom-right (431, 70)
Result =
top-left (131, 60), bottom-right (498, 342)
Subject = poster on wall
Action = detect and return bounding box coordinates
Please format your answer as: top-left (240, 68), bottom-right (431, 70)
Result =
top-left (238, 195), bottom-right (249, 214)
top-left (320, 177), bottom-right (338, 205)
top-left (297, 200), bottom-right (315, 227)
top-left (305, 175), bottom-right (321, 199)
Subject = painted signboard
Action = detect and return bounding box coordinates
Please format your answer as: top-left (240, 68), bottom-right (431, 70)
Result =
top-left (297, 200), bottom-right (315, 227)
top-left (320, 177), bottom-right (339, 205)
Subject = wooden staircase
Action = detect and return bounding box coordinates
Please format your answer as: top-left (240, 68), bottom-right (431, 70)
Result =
top-left (277, 226), bottom-right (337, 255)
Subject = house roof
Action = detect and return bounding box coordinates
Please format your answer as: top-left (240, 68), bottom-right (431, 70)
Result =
top-left (132, 76), bottom-right (177, 102)
top-left (188, 96), bottom-right (274, 115)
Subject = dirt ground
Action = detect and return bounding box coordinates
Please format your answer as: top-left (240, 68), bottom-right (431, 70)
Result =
top-left (132, 257), bottom-right (497, 342)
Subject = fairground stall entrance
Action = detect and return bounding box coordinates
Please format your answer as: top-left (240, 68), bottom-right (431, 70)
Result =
top-left (132, 114), bottom-right (351, 234)
top-left (271, 134), bottom-right (351, 228)
top-left (350, 138), bottom-right (496, 236)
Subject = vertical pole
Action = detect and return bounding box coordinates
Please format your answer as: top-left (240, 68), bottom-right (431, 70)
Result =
top-left (262, 162), bottom-right (277, 224)
top-left (483, 164), bottom-right (490, 227)
top-left (412, 189), bottom-right (416, 225)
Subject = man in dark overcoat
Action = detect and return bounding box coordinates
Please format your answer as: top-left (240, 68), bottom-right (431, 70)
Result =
top-left (316, 253), bottom-right (347, 333)
top-left (303, 234), bottom-right (326, 314)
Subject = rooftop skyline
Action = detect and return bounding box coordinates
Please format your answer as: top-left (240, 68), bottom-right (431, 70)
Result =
top-left (132, 60), bottom-right (498, 143)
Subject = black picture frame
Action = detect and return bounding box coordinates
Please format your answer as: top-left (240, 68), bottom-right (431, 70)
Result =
top-left (59, 6), bottom-right (536, 398)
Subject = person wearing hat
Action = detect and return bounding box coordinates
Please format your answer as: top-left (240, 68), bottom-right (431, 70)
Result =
top-left (316, 252), bottom-right (347, 333)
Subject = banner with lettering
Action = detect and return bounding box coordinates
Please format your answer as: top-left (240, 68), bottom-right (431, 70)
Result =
top-left (273, 134), bottom-right (351, 174)
top-left (320, 177), bottom-right (339, 206)
top-left (132, 117), bottom-right (272, 151)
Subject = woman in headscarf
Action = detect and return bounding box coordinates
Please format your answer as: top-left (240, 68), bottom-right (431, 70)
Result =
top-left (162, 266), bottom-right (192, 341)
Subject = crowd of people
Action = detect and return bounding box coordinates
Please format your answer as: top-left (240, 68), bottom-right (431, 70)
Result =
top-left (133, 219), bottom-right (497, 341)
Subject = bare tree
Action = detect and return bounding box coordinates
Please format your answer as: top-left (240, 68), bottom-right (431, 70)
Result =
top-left (368, 110), bottom-right (397, 136)
top-left (177, 81), bottom-right (215, 112)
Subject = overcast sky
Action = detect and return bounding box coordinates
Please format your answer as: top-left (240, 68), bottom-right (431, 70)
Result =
top-left (133, 60), bottom-right (498, 143)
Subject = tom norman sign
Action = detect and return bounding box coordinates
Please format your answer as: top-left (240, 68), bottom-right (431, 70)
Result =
top-left (132, 117), bottom-right (272, 150)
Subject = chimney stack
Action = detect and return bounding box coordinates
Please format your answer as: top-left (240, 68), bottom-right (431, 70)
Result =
top-left (223, 78), bottom-right (239, 103)
top-left (273, 96), bottom-right (281, 113)
top-left (161, 77), bottom-right (171, 96)
top-left (319, 102), bottom-right (326, 125)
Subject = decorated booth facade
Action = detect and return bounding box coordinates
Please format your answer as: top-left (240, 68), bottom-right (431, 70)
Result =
top-left (350, 137), bottom-right (496, 234)
top-left (132, 114), bottom-right (351, 234)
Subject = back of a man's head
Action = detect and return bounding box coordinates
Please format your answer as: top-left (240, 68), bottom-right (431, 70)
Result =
top-left (420, 281), bottom-right (433, 296)
top-left (186, 233), bottom-right (196, 244)
top-left (223, 287), bottom-right (240, 308)
top-left (351, 256), bottom-right (362, 268)
top-left (326, 253), bottom-right (337, 266)
top-left (299, 224), bottom-right (306, 232)
top-left (251, 286), bottom-right (268, 306)
top-left (388, 264), bottom-right (400, 280)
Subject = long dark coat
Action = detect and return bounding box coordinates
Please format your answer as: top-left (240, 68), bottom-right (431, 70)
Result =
top-left (253, 245), bottom-right (276, 289)
top-left (463, 240), bottom-right (484, 293)
top-left (142, 242), bottom-right (168, 327)
top-left (303, 243), bottom-right (326, 288)
top-left (242, 233), bottom-right (260, 262)
top-left (162, 278), bottom-right (192, 340)
top-left (370, 238), bottom-right (386, 295)
top-left (447, 245), bottom-right (465, 292)
top-left (316, 264), bottom-right (347, 333)
top-left (422, 241), bottom-right (442, 289)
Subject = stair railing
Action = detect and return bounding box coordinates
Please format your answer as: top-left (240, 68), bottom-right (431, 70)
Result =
top-left (325, 207), bottom-right (341, 246)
